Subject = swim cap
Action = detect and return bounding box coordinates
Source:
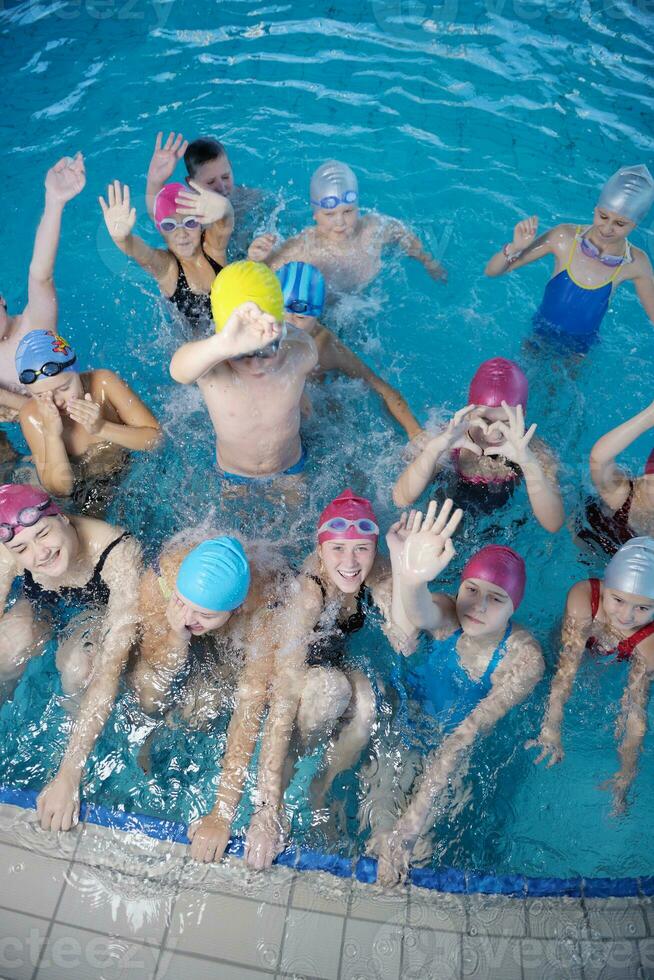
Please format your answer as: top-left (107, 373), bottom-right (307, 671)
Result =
top-left (276, 262), bottom-right (326, 318)
top-left (0, 483), bottom-right (61, 540)
top-left (153, 182), bottom-right (187, 229)
top-left (468, 358), bottom-right (528, 410)
top-left (15, 330), bottom-right (77, 384)
top-left (210, 261), bottom-right (284, 333)
top-left (310, 160), bottom-right (359, 210)
top-left (597, 165), bottom-right (654, 224)
top-left (460, 545), bottom-right (526, 611)
top-left (176, 536), bottom-right (251, 612)
top-left (317, 489), bottom-right (379, 544)
top-left (604, 536), bottom-right (654, 599)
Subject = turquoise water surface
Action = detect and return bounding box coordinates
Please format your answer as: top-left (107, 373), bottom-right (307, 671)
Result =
top-left (1, 0), bottom-right (654, 878)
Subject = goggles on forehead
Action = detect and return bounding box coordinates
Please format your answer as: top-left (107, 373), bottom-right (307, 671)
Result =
top-left (317, 517), bottom-right (379, 537)
top-left (0, 498), bottom-right (55, 544)
top-left (311, 190), bottom-right (358, 210)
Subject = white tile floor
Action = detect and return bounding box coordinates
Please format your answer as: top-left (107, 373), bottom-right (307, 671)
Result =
top-left (0, 801), bottom-right (651, 979)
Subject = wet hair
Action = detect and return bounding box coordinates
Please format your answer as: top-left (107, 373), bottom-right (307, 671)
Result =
top-left (184, 137), bottom-right (228, 177)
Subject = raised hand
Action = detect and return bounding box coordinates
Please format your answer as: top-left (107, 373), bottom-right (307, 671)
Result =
top-left (165, 594), bottom-right (191, 639)
top-left (386, 511), bottom-right (412, 562)
top-left (247, 233), bottom-right (278, 263)
top-left (34, 391), bottom-right (63, 436)
top-left (400, 498), bottom-right (463, 584)
top-left (147, 131), bottom-right (188, 185)
top-left (175, 180), bottom-right (231, 224)
top-left (187, 813), bottom-right (232, 863)
top-left (435, 404), bottom-right (482, 456)
top-left (525, 723), bottom-right (564, 767)
top-left (99, 181), bottom-right (137, 242)
top-left (45, 153), bottom-right (86, 204)
top-left (66, 393), bottom-right (103, 435)
top-left (222, 301), bottom-right (282, 358)
top-left (512, 215), bottom-right (539, 252)
top-left (484, 401), bottom-right (536, 467)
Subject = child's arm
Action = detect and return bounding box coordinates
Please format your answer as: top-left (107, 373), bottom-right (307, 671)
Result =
top-left (603, 654), bottom-right (653, 813)
top-left (23, 154), bottom-right (87, 332)
top-left (20, 396), bottom-right (75, 497)
top-left (319, 328), bottom-right (422, 439)
top-left (485, 217), bottom-right (560, 277)
top-left (393, 405), bottom-right (479, 507)
top-left (145, 131), bottom-right (188, 220)
top-left (0, 388), bottom-right (27, 413)
top-left (66, 370), bottom-right (162, 453)
top-left (170, 303), bottom-right (283, 384)
top-left (590, 400), bottom-right (654, 511)
top-left (100, 181), bottom-right (172, 282)
top-left (383, 218), bottom-right (447, 282)
top-left (247, 233), bottom-right (306, 270)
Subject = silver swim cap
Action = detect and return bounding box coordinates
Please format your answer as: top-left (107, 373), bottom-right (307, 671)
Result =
top-left (310, 160), bottom-right (359, 211)
top-left (604, 536), bottom-right (654, 599)
top-left (597, 165), bottom-right (654, 224)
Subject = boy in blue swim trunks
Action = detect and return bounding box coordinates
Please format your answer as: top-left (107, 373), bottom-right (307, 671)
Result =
top-left (485, 165), bottom-right (654, 352)
top-left (170, 261), bottom-right (317, 483)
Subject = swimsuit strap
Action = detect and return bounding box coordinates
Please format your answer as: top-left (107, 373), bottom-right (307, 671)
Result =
top-left (306, 572), bottom-right (328, 602)
top-left (481, 621), bottom-right (513, 680)
top-left (616, 619), bottom-right (654, 660)
top-left (200, 231), bottom-right (223, 274)
top-left (589, 577), bottom-right (601, 620)
top-left (93, 531), bottom-right (131, 580)
top-left (565, 227), bottom-right (582, 272)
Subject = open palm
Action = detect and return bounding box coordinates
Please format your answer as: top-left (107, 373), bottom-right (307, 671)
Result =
top-left (400, 498), bottom-right (463, 584)
top-left (99, 181), bottom-right (137, 242)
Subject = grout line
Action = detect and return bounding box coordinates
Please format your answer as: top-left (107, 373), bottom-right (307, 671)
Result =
top-left (334, 900), bottom-right (347, 980)
top-left (274, 868), bottom-right (295, 975)
top-left (30, 846), bottom-right (79, 980)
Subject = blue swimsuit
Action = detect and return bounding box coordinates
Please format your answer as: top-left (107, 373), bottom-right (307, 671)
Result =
top-left (532, 227), bottom-right (627, 353)
top-left (403, 624), bottom-right (512, 734)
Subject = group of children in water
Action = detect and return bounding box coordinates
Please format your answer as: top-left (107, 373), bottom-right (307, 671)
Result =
top-left (1, 138), bottom-right (654, 885)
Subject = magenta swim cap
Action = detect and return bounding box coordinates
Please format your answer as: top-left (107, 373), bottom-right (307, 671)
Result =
top-left (460, 544), bottom-right (526, 611)
top-left (0, 484), bottom-right (61, 541)
top-left (154, 182), bottom-right (187, 229)
top-left (468, 358), bottom-right (528, 410)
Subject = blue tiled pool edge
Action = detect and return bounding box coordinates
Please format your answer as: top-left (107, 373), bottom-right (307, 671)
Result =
top-left (1, 783), bottom-right (647, 899)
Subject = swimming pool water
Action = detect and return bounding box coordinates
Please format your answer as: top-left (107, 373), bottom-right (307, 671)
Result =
top-left (1, 0), bottom-right (654, 879)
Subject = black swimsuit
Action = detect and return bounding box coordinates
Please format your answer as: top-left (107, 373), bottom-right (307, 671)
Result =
top-left (167, 232), bottom-right (223, 327)
top-left (304, 574), bottom-right (370, 669)
top-left (23, 532), bottom-right (130, 609)
top-left (578, 483), bottom-right (635, 557)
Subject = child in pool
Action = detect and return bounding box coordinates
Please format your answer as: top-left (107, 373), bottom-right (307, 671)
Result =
top-left (277, 262), bottom-right (423, 440)
top-left (17, 330), bottom-right (161, 507)
top-left (0, 484), bottom-right (142, 832)
top-left (393, 357), bottom-right (564, 533)
top-left (131, 533), bottom-right (288, 864)
top-left (100, 179), bottom-right (232, 331)
top-left (170, 261), bottom-right (318, 484)
top-left (369, 499), bottom-right (543, 886)
top-left (485, 165), bottom-right (654, 352)
top-left (0, 154), bottom-right (86, 444)
top-left (580, 399), bottom-right (654, 555)
top-left (145, 132), bottom-right (260, 252)
top-left (248, 160), bottom-right (447, 294)
top-left (527, 536), bottom-right (654, 814)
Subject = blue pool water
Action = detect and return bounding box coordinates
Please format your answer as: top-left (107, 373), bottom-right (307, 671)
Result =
top-left (1, 0), bottom-right (654, 879)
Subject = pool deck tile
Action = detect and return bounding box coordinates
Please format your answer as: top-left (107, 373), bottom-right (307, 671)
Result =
top-left (291, 871), bottom-right (352, 916)
top-left (578, 938), bottom-right (644, 979)
top-left (279, 907), bottom-right (346, 980)
top-left (181, 852), bottom-right (294, 906)
top-left (341, 917), bottom-right (402, 980)
top-left (156, 948), bottom-right (275, 979)
top-left (641, 898), bottom-right (654, 936)
top-left (33, 922), bottom-right (160, 980)
top-left (168, 888), bottom-right (285, 971)
top-left (0, 908), bottom-right (50, 980)
top-left (402, 925), bottom-right (461, 979)
top-left (0, 841), bottom-right (71, 921)
top-left (465, 893), bottom-right (527, 938)
top-left (520, 937), bottom-right (583, 979)
top-left (585, 897), bottom-right (648, 941)
top-left (408, 886), bottom-right (467, 934)
top-left (638, 938), bottom-right (654, 977)
top-left (74, 819), bottom-right (188, 872)
top-left (462, 934), bottom-right (521, 980)
top-left (0, 803), bottom-right (80, 862)
top-left (349, 881), bottom-right (408, 925)
top-left (526, 896), bottom-right (589, 940)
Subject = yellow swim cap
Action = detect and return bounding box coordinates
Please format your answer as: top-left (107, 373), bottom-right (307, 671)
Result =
top-left (210, 261), bottom-right (284, 332)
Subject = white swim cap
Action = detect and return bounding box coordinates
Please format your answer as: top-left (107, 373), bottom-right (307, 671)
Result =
top-left (597, 165), bottom-right (654, 224)
top-left (310, 160), bottom-right (359, 211)
top-left (604, 536), bottom-right (654, 599)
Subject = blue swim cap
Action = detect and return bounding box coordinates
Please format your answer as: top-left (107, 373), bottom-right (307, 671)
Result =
top-left (176, 536), bottom-right (251, 612)
top-left (15, 330), bottom-right (77, 385)
top-left (276, 262), bottom-right (325, 318)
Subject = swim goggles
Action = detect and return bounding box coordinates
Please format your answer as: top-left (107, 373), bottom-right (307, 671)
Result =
top-left (0, 497), bottom-right (55, 543)
top-left (158, 216), bottom-right (201, 233)
top-left (317, 517), bottom-right (379, 536)
top-left (578, 233), bottom-right (629, 267)
top-left (310, 190), bottom-right (358, 210)
top-left (285, 299), bottom-right (322, 317)
top-left (233, 324), bottom-right (287, 361)
top-left (19, 356), bottom-right (77, 386)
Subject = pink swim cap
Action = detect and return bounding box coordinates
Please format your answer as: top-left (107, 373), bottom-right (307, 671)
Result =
top-left (645, 447), bottom-right (654, 475)
top-left (468, 358), bottom-right (528, 409)
top-left (0, 484), bottom-right (61, 541)
top-left (153, 182), bottom-right (187, 229)
top-left (317, 489), bottom-right (379, 544)
top-left (460, 545), bottom-right (526, 611)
